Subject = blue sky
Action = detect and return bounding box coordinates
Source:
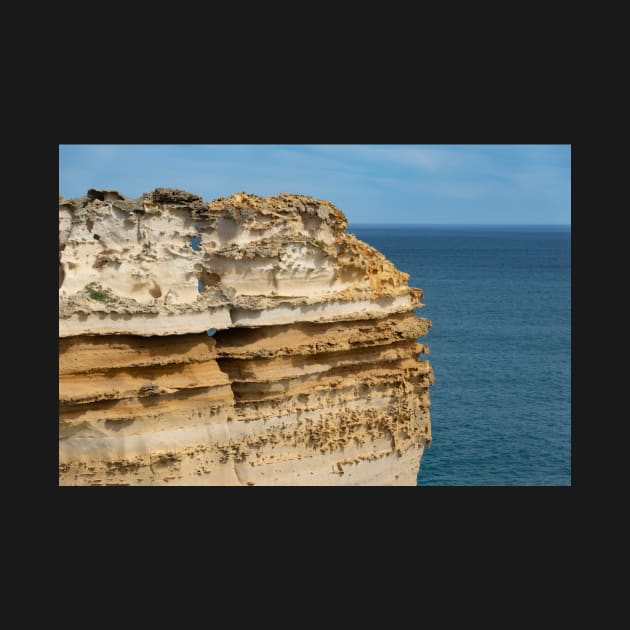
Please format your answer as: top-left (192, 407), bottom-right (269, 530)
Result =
top-left (59, 145), bottom-right (570, 224)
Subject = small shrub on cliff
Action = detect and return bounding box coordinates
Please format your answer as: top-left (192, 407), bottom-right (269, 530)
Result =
top-left (85, 282), bottom-right (113, 303)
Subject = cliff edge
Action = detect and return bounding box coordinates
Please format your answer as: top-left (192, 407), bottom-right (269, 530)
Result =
top-left (59, 188), bottom-right (434, 485)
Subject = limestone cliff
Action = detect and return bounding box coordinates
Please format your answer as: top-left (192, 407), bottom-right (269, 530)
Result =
top-left (59, 189), bottom-right (434, 485)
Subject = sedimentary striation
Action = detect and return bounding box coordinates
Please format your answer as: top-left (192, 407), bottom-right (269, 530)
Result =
top-left (59, 188), bottom-right (434, 485)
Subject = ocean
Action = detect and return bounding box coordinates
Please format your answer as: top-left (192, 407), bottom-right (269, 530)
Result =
top-left (350, 225), bottom-right (571, 486)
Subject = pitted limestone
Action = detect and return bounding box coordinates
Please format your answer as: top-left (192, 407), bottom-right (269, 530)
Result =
top-left (59, 189), bottom-right (433, 486)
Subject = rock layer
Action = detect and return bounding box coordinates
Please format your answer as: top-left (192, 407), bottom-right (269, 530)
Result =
top-left (59, 189), bottom-right (434, 485)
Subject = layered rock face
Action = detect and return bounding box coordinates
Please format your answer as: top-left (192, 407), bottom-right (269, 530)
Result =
top-left (59, 189), bottom-right (434, 485)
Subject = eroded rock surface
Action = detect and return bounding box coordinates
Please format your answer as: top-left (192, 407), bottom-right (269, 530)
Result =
top-left (59, 189), bottom-right (434, 485)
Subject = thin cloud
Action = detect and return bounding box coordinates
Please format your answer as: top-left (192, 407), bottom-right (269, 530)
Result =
top-left (310, 145), bottom-right (448, 172)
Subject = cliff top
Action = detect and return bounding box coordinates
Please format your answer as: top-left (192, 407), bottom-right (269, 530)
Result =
top-left (59, 188), bottom-right (423, 336)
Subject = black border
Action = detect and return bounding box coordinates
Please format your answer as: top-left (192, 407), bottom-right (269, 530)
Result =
top-left (46, 85), bottom-right (577, 553)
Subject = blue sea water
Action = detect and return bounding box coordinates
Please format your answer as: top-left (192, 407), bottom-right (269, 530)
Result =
top-left (350, 225), bottom-right (571, 486)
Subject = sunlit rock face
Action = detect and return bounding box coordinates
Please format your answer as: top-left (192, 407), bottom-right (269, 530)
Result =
top-left (59, 189), bottom-right (433, 485)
